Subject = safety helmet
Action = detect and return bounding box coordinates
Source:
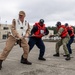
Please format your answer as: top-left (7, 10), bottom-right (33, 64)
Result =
top-left (56, 21), bottom-right (61, 27)
top-left (65, 23), bottom-right (68, 26)
top-left (39, 19), bottom-right (44, 24)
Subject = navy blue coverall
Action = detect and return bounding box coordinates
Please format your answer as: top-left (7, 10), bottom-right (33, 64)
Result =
top-left (28, 25), bottom-right (49, 58)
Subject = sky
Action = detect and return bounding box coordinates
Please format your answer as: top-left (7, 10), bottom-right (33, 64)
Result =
top-left (0, 0), bottom-right (75, 27)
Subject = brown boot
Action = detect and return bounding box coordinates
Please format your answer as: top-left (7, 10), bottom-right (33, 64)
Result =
top-left (0, 60), bottom-right (3, 70)
top-left (65, 54), bottom-right (71, 60)
top-left (53, 53), bottom-right (60, 57)
top-left (20, 55), bottom-right (32, 65)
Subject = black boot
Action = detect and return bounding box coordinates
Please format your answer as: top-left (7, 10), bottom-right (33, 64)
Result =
top-left (38, 57), bottom-right (46, 61)
top-left (53, 53), bottom-right (60, 57)
top-left (63, 54), bottom-right (67, 57)
top-left (0, 60), bottom-right (3, 70)
top-left (65, 54), bottom-right (71, 60)
top-left (20, 55), bottom-right (32, 65)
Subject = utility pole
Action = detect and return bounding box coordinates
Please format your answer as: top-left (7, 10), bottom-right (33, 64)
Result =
top-left (0, 17), bottom-right (1, 25)
top-left (5, 21), bottom-right (7, 26)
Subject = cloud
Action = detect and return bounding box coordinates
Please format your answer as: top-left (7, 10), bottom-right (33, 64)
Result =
top-left (0, 0), bottom-right (75, 26)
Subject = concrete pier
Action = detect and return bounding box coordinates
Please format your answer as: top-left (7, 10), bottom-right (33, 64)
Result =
top-left (0, 40), bottom-right (75, 75)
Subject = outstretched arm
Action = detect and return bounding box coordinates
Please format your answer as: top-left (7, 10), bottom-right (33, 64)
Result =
top-left (44, 27), bottom-right (49, 35)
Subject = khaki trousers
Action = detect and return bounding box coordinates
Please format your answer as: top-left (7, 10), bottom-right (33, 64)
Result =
top-left (56, 36), bottom-right (70, 55)
top-left (0, 36), bottom-right (29, 60)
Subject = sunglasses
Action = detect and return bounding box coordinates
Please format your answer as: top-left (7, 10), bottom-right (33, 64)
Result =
top-left (19, 14), bottom-right (24, 16)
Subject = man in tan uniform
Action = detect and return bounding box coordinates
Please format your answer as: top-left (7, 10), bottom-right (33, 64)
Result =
top-left (0, 11), bottom-right (32, 70)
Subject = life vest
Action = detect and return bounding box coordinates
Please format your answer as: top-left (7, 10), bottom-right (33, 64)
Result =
top-left (34, 22), bottom-right (46, 38)
top-left (16, 19), bottom-right (29, 36)
top-left (66, 26), bottom-right (74, 37)
top-left (58, 25), bottom-right (68, 38)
